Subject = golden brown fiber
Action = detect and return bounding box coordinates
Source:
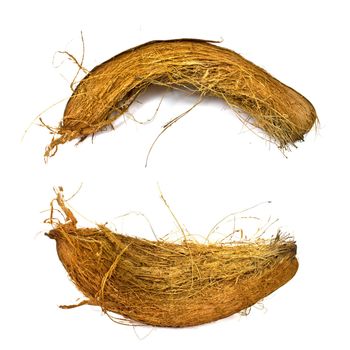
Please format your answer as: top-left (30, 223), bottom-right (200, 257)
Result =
top-left (47, 192), bottom-right (298, 327)
top-left (45, 39), bottom-right (317, 157)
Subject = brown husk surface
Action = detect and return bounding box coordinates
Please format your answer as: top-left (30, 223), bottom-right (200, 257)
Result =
top-left (45, 39), bottom-right (317, 157)
top-left (47, 193), bottom-right (298, 327)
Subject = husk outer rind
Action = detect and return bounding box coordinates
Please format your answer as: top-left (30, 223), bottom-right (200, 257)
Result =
top-left (48, 203), bottom-right (298, 327)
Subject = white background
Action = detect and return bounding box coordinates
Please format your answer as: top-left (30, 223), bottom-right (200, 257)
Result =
top-left (1, 0), bottom-right (349, 348)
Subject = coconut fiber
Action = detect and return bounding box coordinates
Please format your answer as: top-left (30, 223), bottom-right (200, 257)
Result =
top-left (45, 39), bottom-right (317, 157)
top-left (46, 192), bottom-right (298, 327)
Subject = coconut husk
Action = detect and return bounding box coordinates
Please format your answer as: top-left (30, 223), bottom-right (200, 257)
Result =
top-left (46, 192), bottom-right (298, 327)
top-left (45, 39), bottom-right (317, 157)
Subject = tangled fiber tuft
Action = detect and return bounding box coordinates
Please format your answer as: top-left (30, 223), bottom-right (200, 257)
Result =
top-left (46, 191), bottom-right (298, 327)
top-left (45, 39), bottom-right (317, 157)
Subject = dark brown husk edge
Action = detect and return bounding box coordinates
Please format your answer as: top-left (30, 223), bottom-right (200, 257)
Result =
top-left (45, 39), bottom-right (317, 157)
top-left (47, 192), bottom-right (298, 327)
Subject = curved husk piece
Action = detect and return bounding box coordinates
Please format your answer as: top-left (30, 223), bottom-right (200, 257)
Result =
top-left (45, 39), bottom-right (317, 157)
top-left (47, 194), bottom-right (298, 327)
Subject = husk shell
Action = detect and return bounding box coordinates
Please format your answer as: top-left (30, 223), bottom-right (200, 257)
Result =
top-left (45, 39), bottom-right (317, 157)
